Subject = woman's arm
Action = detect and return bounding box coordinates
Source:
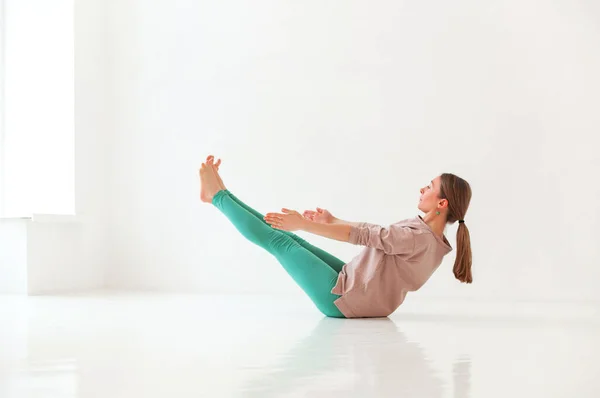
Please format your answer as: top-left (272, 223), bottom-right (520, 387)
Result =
top-left (331, 217), bottom-right (361, 227)
top-left (302, 221), bottom-right (353, 242)
top-left (331, 217), bottom-right (381, 229)
top-left (264, 209), bottom-right (414, 253)
top-left (264, 209), bottom-right (351, 242)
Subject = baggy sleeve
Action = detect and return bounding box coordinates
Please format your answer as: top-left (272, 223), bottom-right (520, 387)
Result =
top-left (348, 222), bottom-right (415, 255)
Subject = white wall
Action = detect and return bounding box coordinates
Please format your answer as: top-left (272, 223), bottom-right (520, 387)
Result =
top-left (60, 0), bottom-right (111, 293)
top-left (25, 0), bottom-right (112, 294)
top-left (0, 219), bottom-right (28, 294)
top-left (0, 0), bottom-right (111, 294)
top-left (105, 0), bottom-right (600, 302)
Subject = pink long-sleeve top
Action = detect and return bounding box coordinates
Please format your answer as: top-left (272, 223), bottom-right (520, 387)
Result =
top-left (331, 215), bottom-right (453, 318)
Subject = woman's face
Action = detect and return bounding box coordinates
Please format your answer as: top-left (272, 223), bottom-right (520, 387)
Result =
top-left (418, 176), bottom-right (443, 213)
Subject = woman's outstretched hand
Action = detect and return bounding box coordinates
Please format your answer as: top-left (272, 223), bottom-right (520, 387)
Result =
top-left (267, 208), bottom-right (352, 242)
top-left (303, 208), bottom-right (334, 224)
top-left (264, 209), bottom-right (308, 232)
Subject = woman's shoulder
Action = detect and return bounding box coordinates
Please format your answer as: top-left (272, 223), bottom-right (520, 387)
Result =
top-left (391, 216), bottom-right (426, 230)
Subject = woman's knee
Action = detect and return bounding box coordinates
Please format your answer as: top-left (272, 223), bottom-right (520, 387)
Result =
top-left (269, 232), bottom-right (301, 253)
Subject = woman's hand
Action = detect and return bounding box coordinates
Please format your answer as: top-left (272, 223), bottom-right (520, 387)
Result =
top-left (303, 208), bottom-right (334, 224)
top-left (266, 208), bottom-right (352, 242)
top-left (264, 208), bottom-right (308, 232)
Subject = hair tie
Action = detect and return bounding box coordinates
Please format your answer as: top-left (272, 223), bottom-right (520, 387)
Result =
top-left (458, 220), bottom-right (465, 224)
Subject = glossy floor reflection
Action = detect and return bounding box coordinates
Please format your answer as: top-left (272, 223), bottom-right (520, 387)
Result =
top-left (0, 292), bottom-right (598, 397)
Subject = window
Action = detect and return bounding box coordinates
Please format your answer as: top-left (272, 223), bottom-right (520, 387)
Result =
top-left (0, 0), bottom-right (75, 217)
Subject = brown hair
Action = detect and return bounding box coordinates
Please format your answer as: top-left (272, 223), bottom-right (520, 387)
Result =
top-left (439, 173), bottom-right (473, 283)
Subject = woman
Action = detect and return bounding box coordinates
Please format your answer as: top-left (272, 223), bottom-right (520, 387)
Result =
top-left (199, 155), bottom-right (472, 318)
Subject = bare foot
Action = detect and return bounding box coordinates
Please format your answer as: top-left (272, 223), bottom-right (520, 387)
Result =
top-left (199, 161), bottom-right (223, 203)
top-left (198, 164), bottom-right (211, 203)
top-left (206, 155), bottom-right (227, 191)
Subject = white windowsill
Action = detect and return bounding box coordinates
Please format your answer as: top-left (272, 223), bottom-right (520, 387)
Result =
top-left (31, 214), bottom-right (82, 223)
top-left (0, 214), bottom-right (84, 223)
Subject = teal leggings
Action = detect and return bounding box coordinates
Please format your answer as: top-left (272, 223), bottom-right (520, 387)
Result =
top-left (212, 189), bottom-right (346, 318)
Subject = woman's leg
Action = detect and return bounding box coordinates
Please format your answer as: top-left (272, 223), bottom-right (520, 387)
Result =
top-left (212, 190), bottom-right (344, 317)
top-left (225, 190), bottom-right (346, 273)
top-left (200, 164), bottom-right (344, 317)
top-left (205, 157), bottom-right (346, 273)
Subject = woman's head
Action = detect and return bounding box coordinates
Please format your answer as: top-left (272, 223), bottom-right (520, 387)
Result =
top-left (418, 173), bottom-right (473, 283)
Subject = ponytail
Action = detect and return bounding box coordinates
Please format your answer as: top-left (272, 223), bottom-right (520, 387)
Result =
top-left (453, 222), bottom-right (472, 283)
top-left (439, 173), bottom-right (473, 283)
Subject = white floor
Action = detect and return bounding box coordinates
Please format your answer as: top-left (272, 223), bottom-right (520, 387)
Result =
top-left (0, 292), bottom-right (599, 398)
